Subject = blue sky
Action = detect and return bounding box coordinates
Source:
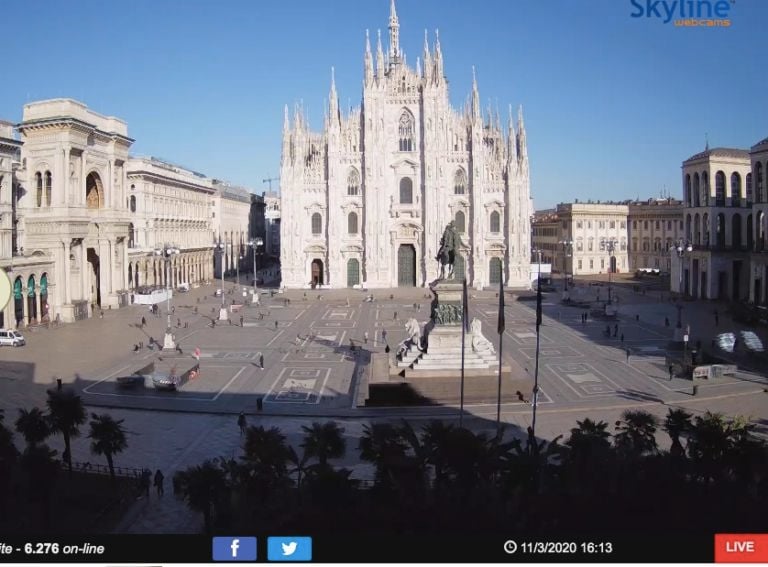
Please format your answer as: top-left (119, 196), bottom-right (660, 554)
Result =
top-left (3, 0), bottom-right (764, 209)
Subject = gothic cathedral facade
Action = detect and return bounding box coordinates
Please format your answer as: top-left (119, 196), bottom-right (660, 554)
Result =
top-left (280, 1), bottom-right (532, 289)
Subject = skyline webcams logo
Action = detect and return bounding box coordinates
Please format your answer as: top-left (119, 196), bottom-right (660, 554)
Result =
top-left (630, 0), bottom-right (733, 27)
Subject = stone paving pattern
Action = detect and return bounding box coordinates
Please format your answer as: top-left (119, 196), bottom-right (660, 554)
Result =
top-left (0, 275), bottom-right (766, 533)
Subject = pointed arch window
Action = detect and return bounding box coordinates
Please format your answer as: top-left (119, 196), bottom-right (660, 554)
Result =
top-left (44, 171), bottom-right (52, 206)
top-left (311, 212), bottom-right (322, 235)
top-left (490, 210), bottom-right (500, 233)
top-left (348, 212), bottom-right (358, 234)
top-left (454, 169), bottom-right (466, 194)
top-left (35, 172), bottom-right (43, 207)
top-left (399, 177), bottom-right (413, 204)
top-left (347, 168), bottom-right (360, 196)
top-left (398, 110), bottom-right (414, 152)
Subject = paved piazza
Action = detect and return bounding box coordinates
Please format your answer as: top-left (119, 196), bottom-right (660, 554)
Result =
top-left (1, 278), bottom-right (767, 532)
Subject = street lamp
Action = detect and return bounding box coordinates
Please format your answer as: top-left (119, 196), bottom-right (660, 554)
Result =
top-left (249, 237), bottom-right (264, 287)
top-left (670, 239), bottom-right (693, 330)
top-left (559, 239), bottom-right (574, 292)
top-left (215, 240), bottom-right (228, 321)
top-left (599, 238), bottom-right (618, 305)
top-left (154, 244), bottom-right (180, 350)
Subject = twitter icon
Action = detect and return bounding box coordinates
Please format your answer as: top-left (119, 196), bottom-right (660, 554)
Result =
top-left (267, 537), bottom-right (312, 561)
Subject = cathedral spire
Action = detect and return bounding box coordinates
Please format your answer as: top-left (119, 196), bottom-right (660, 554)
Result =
top-left (517, 104), bottom-right (528, 162)
top-left (471, 66), bottom-right (481, 121)
top-left (434, 28), bottom-right (444, 81)
top-left (328, 67), bottom-right (339, 126)
top-left (283, 104), bottom-right (290, 133)
top-left (423, 29), bottom-right (432, 83)
top-left (376, 29), bottom-right (385, 80)
top-left (388, 0), bottom-right (400, 64)
top-left (507, 104), bottom-right (517, 163)
top-left (364, 29), bottom-right (374, 86)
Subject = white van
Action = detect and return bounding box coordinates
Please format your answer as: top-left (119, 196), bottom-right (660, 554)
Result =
top-left (0, 329), bottom-right (25, 347)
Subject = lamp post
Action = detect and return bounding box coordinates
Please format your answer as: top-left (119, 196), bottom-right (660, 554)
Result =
top-left (249, 237), bottom-right (263, 287)
top-left (600, 238), bottom-right (618, 305)
top-left (559, 239), bottom-right (573, 293)
top-left (670, 239), bottom-right (692, 331)
top-left (155, 244), bottom-right (180, 350)
top-left (216, 240), bottom-right (228, 321)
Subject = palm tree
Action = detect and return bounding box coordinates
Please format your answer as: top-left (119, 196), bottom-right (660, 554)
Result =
top-left (614, 410), bottom-right (658, 458)
top-left (300, 421), bottom-right (346, 467)
top-left (88, 413), bottom-right (128, 482)
top-left (173, 460), bottom-right (228, 532)
top-left (358, 423), bottom-right (408, 489)
top-left (287, 445), bottom-right (311, 490)
top-left (15, 407), bottom-right (50, 448)
top-left (420, 420), bottom-right (454, 489)
top-left (565, 418), bottom-right (612, 463)
top-left (0, 410), bottom-right (19, 518)
top-left (241, 426), bottom-right (291, 480)
top-left (663, 408), bottom-right (692, 458)
top-left (46, 385), bottom-right (86, 472)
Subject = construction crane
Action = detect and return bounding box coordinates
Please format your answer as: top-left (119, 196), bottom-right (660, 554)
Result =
top-left (263, 176), bottom-right (278, 192)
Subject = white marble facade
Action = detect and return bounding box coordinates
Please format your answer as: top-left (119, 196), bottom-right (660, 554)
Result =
top-left (280, 0), bottom-right (532, 289)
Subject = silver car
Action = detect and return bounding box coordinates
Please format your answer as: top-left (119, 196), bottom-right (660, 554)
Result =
top-left (740, 330), bottom-right (765, 353)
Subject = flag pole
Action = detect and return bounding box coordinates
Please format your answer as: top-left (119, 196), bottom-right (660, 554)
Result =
top-left (531, 251), bottom-right (543, 444)
top-left (496, 278), bottom-right (505, 435)
top-left (460, 278), bottom-right (467, 428)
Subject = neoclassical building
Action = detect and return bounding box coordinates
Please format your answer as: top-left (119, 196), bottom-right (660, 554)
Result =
top-left (0, 99), bottom-right (253, 329)
top-left (280, 1), bottom-right (532, 289)
top-left (679, 147), bottom-right (752, 300)
top-left (750, 137), bottom-right (768, 304)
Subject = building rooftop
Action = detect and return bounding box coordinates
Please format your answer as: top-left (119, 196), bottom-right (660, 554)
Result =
top-left (683, 147), bottom-right (749, 164)
top-left (751, 136), bottom-right (768, 152)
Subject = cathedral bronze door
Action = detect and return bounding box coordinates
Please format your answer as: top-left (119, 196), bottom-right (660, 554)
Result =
top-left (489, 257), bottom-right (502, 285)
top-left (347, 258), bottom-right (360, 288)
top-left (311, 259), bottom-right (324, 287)
top-left (397, 245), bottom-right (416, 287)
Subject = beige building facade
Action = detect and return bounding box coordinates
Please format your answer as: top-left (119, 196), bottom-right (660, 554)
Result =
top-left (749, 137), bottom-right (768, 305)
top-left (0, 99), bottom-right (252, 330)
top-left (627, 198), bottom-right (684, 273)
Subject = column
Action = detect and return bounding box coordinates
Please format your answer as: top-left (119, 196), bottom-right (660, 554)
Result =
top-left (63, 241), bottom-right (71, 304)
top-left (81, 244), bottom-right (89, 306)
top-left (80, 155), bottom-right (86, 206)
top-left (122, 240), bottom-right (129, 290)
top-left (35, 289), bottom-right (41, 323)
top-left (108, 160), bottom-right (114, 209)
top-left (21, 283), bottom-right (28, 324)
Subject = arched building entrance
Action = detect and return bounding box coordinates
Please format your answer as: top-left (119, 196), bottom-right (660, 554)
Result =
top-left (27, 275), bottom-right (37, 324)
top-left (85, 172), bottom-right (103, 209)
top-left (40, 273), bottom-right (49, 320)
top-left (397, 244), bottom-right (416, 287)
top-left (87, 248), bottom-right (101, 308)
top-left (489, 257), bottom-right (502, 285)
top-left (311, 259), bottom-right (324, 287)
top-left (13, 277), bottom-right (22, 326)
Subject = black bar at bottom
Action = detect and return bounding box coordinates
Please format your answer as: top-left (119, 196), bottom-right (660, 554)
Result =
top-left (0, 533), bottom-right (715, 563)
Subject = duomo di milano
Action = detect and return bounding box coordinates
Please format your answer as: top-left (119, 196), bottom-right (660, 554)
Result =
top-left (279, 0), bottom-right (533, 289)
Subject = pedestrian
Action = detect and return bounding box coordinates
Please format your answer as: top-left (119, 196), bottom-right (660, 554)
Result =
top-left (99, 310), bottom-right (104, 319)
top-left (364, 331), bottom-right (369, 344)
top-left (258, 352), bottom-right (264, 369)
top-left (620, 333), bottom-right (624, 344)
top-left (635, 314), bottom-right (639, 322)
top-left (614, 324), bottom-right (618, 337)
top-left (141, 316), bottom-right (146, 328)
top-left (393, 311), bottom-right (398, 320)
top-left (274, 320), bottom-right (278, 331)
top-left (211, 319), bottom-right (216, 328)
top-left (668, 365), bottom-right (674, 381)
top-left (154, 469), bottom-right (165, 497)
top-left (171, 306), bottom-right (176, 314)
top-left (141, 468), bottom-right (151, 498)
top-left (626, 348), bottom-right (631, 363)
top-left (382, 329), bottom-right (387, 341)
top-left (240, 315), bottom-right (244, 327)
top-left (177, 318), bottom-right (181, 328)
top-left (176, 345), bottom-right (183, 355)
top-left (237, 412), bottom-right (247, 436)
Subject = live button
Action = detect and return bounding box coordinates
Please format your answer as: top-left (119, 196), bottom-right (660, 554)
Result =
top-left (715, 534), bottom-right (768, 563)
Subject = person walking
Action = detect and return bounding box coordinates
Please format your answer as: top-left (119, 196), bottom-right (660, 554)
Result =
top-left (364, 331), bottom-right (369, 344)
top-left (620, 333), bottom-right (624, 344)
top-left (237, 412), bottom-right (247, 436)
top-left (258, 352), bottom-right (264, 369)
top-left (141, 316), bottom-right (146, 328)
top-left (382, 329), bottom-right (387, 342)
top-left (154, 469), bottom-right (165, 497)
top-left (240, 315), bottom-right (244, 327)
top-left (668, 364), bottom-right (674, 381)
top-left (625, 348), bottom-right (631, 363)
top-left (393, 311), bottom-right (398, 321)
top-left (274, 320), bottom-right (278, 331)
top-left (141, 468), bottom-right (151, 498)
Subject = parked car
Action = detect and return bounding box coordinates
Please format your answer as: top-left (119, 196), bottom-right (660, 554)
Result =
top-left (740, 330), bottom-right (765, 353)
top-left (0, 329), bottom-right (25, 347)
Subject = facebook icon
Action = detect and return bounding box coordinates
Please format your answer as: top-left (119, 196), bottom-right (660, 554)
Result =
top-left (212, 537), bottom-right (257, 561)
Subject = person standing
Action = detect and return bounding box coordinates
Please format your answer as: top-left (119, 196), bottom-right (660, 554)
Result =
top-left (668, 365), bottom-right (674, 381)
top-left (154, 469), bottom-right (165, 497)
top-left (364, 331), bottom-right (369, 344)
top-left (240, 314), bottom-right (244, 327)
top-left (141, 316), bottom-right (146, 328)
top-left (237, 412), bottom-right (247, 436)
top-left (258, 352), bottom-right (264, 369)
